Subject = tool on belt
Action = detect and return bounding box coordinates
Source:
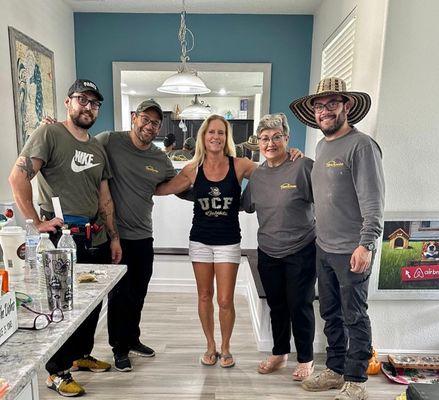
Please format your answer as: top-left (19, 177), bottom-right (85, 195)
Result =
top-left (69, 222), bottom-right (103, 249)
top-left (40, 211), bottom-right (103, 250)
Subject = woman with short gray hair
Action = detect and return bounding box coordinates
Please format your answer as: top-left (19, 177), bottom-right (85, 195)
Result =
top-left (242, 113), bottom-right (316, 381)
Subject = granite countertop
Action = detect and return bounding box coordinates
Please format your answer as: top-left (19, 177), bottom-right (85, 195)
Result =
top-left (0, 263), bottom-right (126, 400)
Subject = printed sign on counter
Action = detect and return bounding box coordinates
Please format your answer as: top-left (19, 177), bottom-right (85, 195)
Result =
top-left (0, 291), bottom-right (18, 346)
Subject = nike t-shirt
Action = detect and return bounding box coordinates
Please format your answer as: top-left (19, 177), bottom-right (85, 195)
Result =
top-left (20, 122), bottom-right (111, 222)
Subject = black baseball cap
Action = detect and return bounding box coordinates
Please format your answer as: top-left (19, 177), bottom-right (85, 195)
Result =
top-left (136, 99), bottom-right (163, 120)
top-left (163, 133), bottom-right (176, 147)
top-left (67, 79), bottom-right (104, 101)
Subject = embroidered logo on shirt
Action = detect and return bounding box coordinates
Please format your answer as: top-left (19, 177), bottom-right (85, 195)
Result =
top-left (70, 150), bottom-right (100, 173)
top-left (208, 187), bottom-right (221, 197)
top-left (280, 183), bottom-right (297, 190)
top-left (326, 159), bottom-right (345, 168)
top-left (145, 165), bottom-right (159, 173)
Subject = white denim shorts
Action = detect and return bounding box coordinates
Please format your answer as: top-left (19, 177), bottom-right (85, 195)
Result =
top-left (189, 241), bottom-right (241, 264)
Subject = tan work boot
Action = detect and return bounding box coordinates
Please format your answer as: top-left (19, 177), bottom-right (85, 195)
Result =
top-left (334, 382), bottom-right (368, 400)
top-left (301, 368), bottom-right (344, 392)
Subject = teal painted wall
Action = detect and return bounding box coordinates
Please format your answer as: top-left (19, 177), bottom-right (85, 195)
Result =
top-left (74, 13), bottom-right (313, 150)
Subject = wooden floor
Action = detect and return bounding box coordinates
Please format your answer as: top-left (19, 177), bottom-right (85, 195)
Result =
top-left (39, 292), bottom-right (404, 399)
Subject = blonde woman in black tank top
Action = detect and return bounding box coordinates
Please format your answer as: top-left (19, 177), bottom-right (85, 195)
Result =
top-left (156, 115), bottom-right (255, 368)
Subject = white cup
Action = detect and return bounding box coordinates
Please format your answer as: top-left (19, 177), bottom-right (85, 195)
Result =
top-left (0, 226), bottom-right (26, 281)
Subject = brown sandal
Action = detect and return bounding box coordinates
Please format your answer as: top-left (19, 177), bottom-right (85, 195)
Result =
top-left (219, 353), bottom-right (235, 368)
top-left (200, 351), bottom-right (220, 366)
top-left (292, 361), bottom-right (314, 381)
top-left (257, 356), bottom-right (288, 374)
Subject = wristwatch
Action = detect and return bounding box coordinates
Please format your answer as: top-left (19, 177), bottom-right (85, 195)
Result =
top-left (362, 242), bottom-right (376, 251)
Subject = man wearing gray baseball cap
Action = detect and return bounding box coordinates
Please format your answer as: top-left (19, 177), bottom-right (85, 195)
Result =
top-left (96, 98), bottom-right (178, 372)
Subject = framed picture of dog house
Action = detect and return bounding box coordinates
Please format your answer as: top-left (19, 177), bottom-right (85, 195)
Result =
top-left (369, 212), bottom-right (439, 300)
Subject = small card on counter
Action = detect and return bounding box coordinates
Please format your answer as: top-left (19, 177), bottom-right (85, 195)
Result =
top-left (0, 291), bottom-right (18, 346)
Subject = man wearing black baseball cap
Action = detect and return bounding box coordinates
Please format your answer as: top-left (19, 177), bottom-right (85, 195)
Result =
top-left (67, 78), bottom-right (104, 101)
top-left (9, 78), bottom-right (121, 397)
top-left (163, 133), bottom-right (177, 155)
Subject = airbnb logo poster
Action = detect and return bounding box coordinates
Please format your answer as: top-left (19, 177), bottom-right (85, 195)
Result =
top-left (401, 265), bottom-right (439, 282)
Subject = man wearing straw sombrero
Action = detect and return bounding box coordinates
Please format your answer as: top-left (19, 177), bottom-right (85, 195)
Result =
top-left (236, 135), bottom-right (260, 161)
top-left (290, 77), bottom-right (385, 400)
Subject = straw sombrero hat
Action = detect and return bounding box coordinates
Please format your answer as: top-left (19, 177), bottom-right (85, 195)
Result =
top-left (242, 135), bottom-right (259, 151)
top-left (289, 77), bottom-right (371, 129)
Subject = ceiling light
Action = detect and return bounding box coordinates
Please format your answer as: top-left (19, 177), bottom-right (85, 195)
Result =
top-left (121, 83), bottom-right (127, 87)
top-left (157, 0), bottom-right (210, 95)
top-left (218, 88), bottom-right (227, 95)
top-left (180, 95), bottom-right (211, 119)
top-left (129, 90), bottom-right (136, 95)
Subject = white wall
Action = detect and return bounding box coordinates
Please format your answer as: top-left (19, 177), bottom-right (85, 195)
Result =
top-left (0, 0), bottom-right (76, 202)
top-left (369, 0), bottom-right (439, 352)
top-left (305, 0), bottom-right (439, 353)
top-left (304, 0), bottom-right (388, 158)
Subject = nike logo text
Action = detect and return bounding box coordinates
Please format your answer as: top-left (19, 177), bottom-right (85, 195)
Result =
top-left (71, 150), bottom-right (100, 173)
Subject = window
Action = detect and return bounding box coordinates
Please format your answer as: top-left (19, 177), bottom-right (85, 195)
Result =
top-left (321, 11), bottom-right (357, 88)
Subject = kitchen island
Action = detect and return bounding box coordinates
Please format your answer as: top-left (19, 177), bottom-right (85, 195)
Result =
top-left (0, 263), bottom-right (126, 400)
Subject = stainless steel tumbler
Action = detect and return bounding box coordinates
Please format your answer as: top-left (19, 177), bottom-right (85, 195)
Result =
top-left (43, 249), bottom-right (73, 311)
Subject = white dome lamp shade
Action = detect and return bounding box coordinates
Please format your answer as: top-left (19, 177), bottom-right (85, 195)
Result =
top-left (157, 1), bottom-right (210, 95)
top-left (180, 95), bottom-right (211, 119)
top-left (158, 71), bottom-right (210, 95)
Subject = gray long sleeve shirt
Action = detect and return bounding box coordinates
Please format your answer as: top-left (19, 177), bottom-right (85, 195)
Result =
top-left (241, 157), bottom-right (316, 258)
top-left (311, 127), bottom-right (385, 254)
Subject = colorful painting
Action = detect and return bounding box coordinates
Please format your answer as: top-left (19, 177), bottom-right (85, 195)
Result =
top-left (378, 220), bottom-right (439, 291)
top-left (8, 27), bottom-right (57, 153)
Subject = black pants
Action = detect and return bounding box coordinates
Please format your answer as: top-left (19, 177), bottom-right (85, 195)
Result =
top-left (257, 241), bottom-right (316, 362)
top-left (45, 239), bottom-right (111, 375)
top-left (316, 244), bottom-right (374, 383)
top-left (107, 238), bottom-right (154, 355)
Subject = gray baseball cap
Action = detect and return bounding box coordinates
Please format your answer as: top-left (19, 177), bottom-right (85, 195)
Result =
top-left (67, 79), bottom-right (103, 101)
top-left (183, 136), bottom-right (196, 151)
top-left (136, 99), bottom-right (163, 120)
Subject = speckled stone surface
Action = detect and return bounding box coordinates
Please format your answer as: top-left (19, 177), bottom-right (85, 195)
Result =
top-left (0, 263), bottom-right (126, 400)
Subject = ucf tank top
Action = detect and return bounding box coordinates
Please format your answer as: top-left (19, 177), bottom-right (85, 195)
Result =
top-left (189, 156), bottom-right (241, 245)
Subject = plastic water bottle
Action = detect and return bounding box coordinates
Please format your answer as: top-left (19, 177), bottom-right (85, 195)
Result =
top-left (36, 233), bottom-right (55, 294)
top-left (57, 229), bottom-right (77, 265)
top-left (25, 219), bottom-right (40, 269)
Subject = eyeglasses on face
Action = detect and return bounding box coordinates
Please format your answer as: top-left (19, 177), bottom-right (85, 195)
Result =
top-left (258, 133), bottom-right (285, 145)
top-left (137, 114), bottom-right (161, 129)
top-left (69, 95), bottom-right (102, 110)
top-left (18, 303), bottom-right (64, 330)
top-left (311, 100), bottom-right (345, 113)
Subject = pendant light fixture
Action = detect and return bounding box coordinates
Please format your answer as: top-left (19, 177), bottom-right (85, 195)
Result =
top-left (157, 0), bottom-right (210, 95)
top-left (180, 95), bottom-right (211, 119)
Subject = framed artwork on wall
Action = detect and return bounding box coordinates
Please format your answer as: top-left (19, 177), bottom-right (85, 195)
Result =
top-left (369, 212), bottom-right (439, 300)
top-left (8, 27), bottom-right (57, 154)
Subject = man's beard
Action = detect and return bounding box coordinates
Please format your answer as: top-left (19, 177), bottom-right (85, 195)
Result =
top-left (320, 111), bottom-right (346, 137)
top-left (71, 110), bottom-right (96, 129)
top-left (134, 126), bottom-right (156, 145)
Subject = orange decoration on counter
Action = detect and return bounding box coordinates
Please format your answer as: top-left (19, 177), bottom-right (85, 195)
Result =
top-left (0, 269), bottom-right (8, 293)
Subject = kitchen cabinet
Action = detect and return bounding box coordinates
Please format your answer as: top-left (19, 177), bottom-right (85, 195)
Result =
top-left (156, 112), bottom-right (254, 148)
